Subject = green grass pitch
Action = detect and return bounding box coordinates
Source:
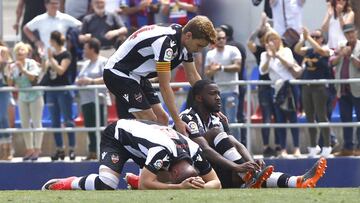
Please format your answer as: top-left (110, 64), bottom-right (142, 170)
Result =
top-left (0, 188), bottom-right (359, 203)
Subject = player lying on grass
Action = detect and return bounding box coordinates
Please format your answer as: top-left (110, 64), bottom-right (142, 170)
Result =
top-left (125, 80), bottom-right (327, 189)
top-left (42, 119), bottom-right (221, 190)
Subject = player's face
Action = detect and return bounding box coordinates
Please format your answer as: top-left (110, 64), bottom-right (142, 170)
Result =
top-left (200, 84), bottom-right (221, 113)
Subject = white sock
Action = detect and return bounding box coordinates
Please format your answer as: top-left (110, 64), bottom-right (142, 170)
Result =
top-left (287, 176), bottom-right (298, 188)
top-left (71, 177), bottom-right (81, 190)
top-left (265, 172), bottom-right (282, 187)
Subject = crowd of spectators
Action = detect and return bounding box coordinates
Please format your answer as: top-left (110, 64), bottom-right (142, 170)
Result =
top-left (0, 0), bottom-right (360, 161)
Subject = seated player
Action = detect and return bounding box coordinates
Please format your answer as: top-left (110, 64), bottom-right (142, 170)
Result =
top-left (126, 80), bottom-right (327, 189)
top-left (42, 119), bottom-right (221, 190)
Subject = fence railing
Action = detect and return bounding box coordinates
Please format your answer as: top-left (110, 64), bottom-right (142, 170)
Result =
top-left (1, 78), bottom-right (360, 153)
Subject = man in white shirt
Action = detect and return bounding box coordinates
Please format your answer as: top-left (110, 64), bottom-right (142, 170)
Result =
top-left (23, 0), bottom-right (82, 58)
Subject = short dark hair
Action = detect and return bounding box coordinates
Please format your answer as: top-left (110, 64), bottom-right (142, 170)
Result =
top-left (50, 31), bottom-right (65, 46)
top-left (186, 79), bottom-right (215, 109)
top-left (220, 24), bottom-right (234, 40)
top-left (85, 38), bottom-right (101, 54)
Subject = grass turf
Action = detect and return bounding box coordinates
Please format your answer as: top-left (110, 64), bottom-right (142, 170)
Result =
top-left (0, 188), bottom-right (359, 203)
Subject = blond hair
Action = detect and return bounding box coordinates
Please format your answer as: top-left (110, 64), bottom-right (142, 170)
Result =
top-left (264, 31), bottom-right (284, 48)
top-left (183, 15), bottom-right (217, 44)
top-left (13, 42), bottom-right (30, 55)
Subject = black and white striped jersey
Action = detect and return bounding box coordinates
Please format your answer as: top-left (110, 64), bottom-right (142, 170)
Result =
top-left (104, 24), bottom-right (193, 81)
top-left (111, 119), bottom-right (211, 175)
top-left (179, 107), bottom-right (230, 139)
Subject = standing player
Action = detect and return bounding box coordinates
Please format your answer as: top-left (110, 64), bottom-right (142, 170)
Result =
top-left (42, 119), bottom-right (221, 190)
top-left (103, 15), bottom-right (216, 136)
top-left (178, 79), bottom-right (327, 188)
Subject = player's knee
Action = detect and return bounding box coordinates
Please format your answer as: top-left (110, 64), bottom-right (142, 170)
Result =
top-left (98, 170), bottom-right (120, 190)
top-left (205, 128), bottom-right (226, 143)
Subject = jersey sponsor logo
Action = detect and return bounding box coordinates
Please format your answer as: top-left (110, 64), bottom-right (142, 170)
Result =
top-left (123, 94), bottom-right (129, 102)
top-left (129, 25), bottom-right (156, 40)
top-left (111, 154), bottom-right (119, 164)
top-left (164, 48), bottom-right (173, 62)
top-left (188, 121), bottom-right (199, 134)
top-left (101, 152), bottom-right (107, 160)
top-left (134, 93), bottom-right (143, 103)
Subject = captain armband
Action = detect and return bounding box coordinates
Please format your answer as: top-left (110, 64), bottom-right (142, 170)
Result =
top-left (156, 62), bottom-right (171, 72)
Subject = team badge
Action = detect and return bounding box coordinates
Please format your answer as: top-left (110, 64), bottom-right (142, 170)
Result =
top-left (134, 93), bottom-right (143, 103)
top-left (164, 48), bottom-right (173, 61)
top-left (111, 154), bottom-right (119, 163)
top-left (188, 121), bottom-right (199, 134)
top-left (154, 159), bottom-right (163, 170)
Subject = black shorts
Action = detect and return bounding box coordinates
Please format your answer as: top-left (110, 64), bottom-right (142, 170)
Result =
top-left (99, 122), bottom-right (144, 173)
top-left (103, 69), bottom-right (160, 115)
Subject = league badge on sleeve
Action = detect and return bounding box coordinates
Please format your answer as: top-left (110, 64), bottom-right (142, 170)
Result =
top-left (164, 48), bottom-right (173, 62)
top-left (188, 121), bottom-right (199, 134)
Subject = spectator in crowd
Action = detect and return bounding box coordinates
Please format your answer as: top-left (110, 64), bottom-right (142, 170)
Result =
top-left (79, 0), bottom-right (128, 53)
top-left (270, 0), bottom-right (305, 64)
top-left (161, 0), bottom-right (201, 26)
top-left (23, 0), bottom-right (82, 60)
top-left (0, 41), bottom-right (13, 161)
top-left (13, 0), bottom-right (46, 44)
top-left (220, 24), bottom-right (248, 146)
top-left (259, 31), bottom-right (302, 158)
top-left (247, 13), bottom-right (279, 157)
top-left (205, 28), bottom-right (242, 142)
top-left (75, 38), bottom-right (107, 160)
top-left (322, 0), bottom-right (354, 50)
top-left (5, 42), bottom-right (44, 161)
top-left (120, 0), bottom-right (160, 34)
top-left (60, 0), bottom-right (92, 21)
top-left (294, 27), bottom-right (333, 158)
top-left (44, 31), bottom-right (76, 160)
top-left (103, 15), bottom-right (216, 136)
top-left (330, 24), bottom-right (360, 156)
top-left (42, 119), bottom-right (221, 190)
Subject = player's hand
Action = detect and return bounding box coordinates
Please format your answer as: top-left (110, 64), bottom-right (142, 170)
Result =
top-left (255, 159), bottom-right (266, 169)
top-left (174, 120), bottom-right (189, 136)
top-left (216, 112), bottom-right (228, 124)
top-left (234, 161), bottom-right (260, 173)
top-left (189, 176), bottom-right (205, 189)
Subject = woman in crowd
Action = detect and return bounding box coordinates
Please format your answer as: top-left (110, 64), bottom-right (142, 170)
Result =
top-left (0, 41), bottom-right (12, 160)
top-left (322, 0), bottom-right (354, 50)
top-left (6, 42), bottom-right (44, 161)
top-left (294, 28), bottom-right (333, 158)
top-left (44, 31), bottom-right (76, 161)
top-left (259, 31), bottom-right (302, 158)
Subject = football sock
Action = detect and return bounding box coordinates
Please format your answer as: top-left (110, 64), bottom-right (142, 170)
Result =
top-left (262, 172), bottom-right (297, 188)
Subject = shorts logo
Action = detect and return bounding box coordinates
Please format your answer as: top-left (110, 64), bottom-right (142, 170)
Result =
top-left (154, 159), bottom-right (163, 170)
top-left (101, 152), bottom-right (107, 160)
top-left (123, 94), bottom-right (129, 102)
top-left (134, 93), bottom-right (143, 103)
top-left (111, 154), bottom-right (119, 164)
top-left (188, 121), bottom-right (199, 134)
top-left (164, 48), bottom-right (173, 62)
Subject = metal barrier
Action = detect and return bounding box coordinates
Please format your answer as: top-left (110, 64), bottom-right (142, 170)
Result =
top-left (1, 78), bottom-right (360, 153)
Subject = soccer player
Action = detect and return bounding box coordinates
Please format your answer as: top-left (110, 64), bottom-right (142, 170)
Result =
top-left (103, 15), bottom-right (216, 136)
top-left (178, 79), bottom-right (327, 188)
top-left (42, 119), bottom-right (221, 190)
